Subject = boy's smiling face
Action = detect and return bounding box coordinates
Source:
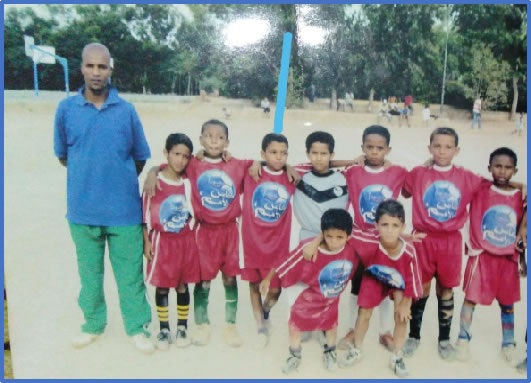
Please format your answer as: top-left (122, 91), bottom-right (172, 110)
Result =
top-left (489, 154), bottom-right (517, 188)
top-left (261, 141), bottom-right (288, 172)
top-left (200, 124), bottom-right (229, 158)
top-left (361, 134), bottom-right (391, 168)
top-left (307, 142), bottom-right (334, 174)
top-left (428, 134), bottom-right (460, 167)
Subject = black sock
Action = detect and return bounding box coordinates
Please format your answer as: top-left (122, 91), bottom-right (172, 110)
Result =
top-left (437, 294), bottom-right (454, 342)
top-left (263, 309), bottom-right (270, 320)
top-left (177, 285), bottom-right (190, 329)
top-left (155, 288), bottom-right (170, 331)
top-left (409, 296), bottom-right (428, 339)
top-left (324, 344), bottom-right (336, 353)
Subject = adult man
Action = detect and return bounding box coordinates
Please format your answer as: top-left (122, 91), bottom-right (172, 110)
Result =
top-left (53, 43), bottom-right (154, 353)
top-left (471, 96), bottom-right (482, 129)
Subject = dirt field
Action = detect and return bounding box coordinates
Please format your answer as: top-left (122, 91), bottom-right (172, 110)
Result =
top-left (3, 90), bottom-right (527, 379)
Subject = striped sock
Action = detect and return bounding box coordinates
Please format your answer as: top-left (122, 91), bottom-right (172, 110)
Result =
top-left (155, 288), bottom-right (170, 331)
top-left (177, 286), bottom-right (190, 329)
top-left (224, 282), bottom-right (238, 324)
top-left (500, 304), bottom-right (515, 347)
top-left (193, 283), bottom-right (210, 325)
top-left (438, 294), bottom-right (454, 342)
top-left (458, 302), bottom-right (475, 341)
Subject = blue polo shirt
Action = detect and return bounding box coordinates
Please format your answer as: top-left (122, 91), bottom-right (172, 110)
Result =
top-left (54, 87), bottom-right (151, 226)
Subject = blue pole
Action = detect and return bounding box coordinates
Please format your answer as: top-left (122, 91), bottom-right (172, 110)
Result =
top-left (60, 58), bottom-right (69, 97)
top-left (273, 32), bottom-right (292, 134)
top-left (33, 61), bottom-right (39, 96)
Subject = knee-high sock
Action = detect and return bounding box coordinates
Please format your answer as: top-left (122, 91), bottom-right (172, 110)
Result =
top-left (438, 294), bottom-right (454, 342)
top-left (409, 296), bottom-right (428, 340)
top-left (193, 283), bottom-right (210, 325)
top-left (500, 304), bottom-right (515, 347)
top-left (155, 288), bottom-right (170, 331)
top-left (177, 286), bottom-right (190, 328)
top-left (458, 303), bottom-right (475, 341)
top-left (224, 283), bottom-right (238, 324)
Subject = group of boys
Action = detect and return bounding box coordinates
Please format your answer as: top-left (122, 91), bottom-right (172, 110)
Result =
top-left (142, 120), bottom-right (526, 378)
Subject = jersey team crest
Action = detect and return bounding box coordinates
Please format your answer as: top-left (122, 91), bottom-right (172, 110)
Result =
top-left (159, 195), bottom-right (190, 233)
top-left (481, 204), bottom-right (517, 248)
top-left (197, 169), bottom-right (236, 211)
top-left (252, 182), bottom-right (290, 222)
top-left (318, 260), bottom-right (353, 298)
top-left (359, 184), bottom-right (393, 224)
top-left (423, 180), bottom-right (461, 222)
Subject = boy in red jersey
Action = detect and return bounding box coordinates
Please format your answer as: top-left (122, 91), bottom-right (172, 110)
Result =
top-left (455, 147), bottom-right (525, 365)
top-left (401, 127), bottom-right (484, 360)
top-left (240, 133), bottom-right (296, 348)
top-left (260, 209), bottom-right (359, 373)
top-left (341, 125), bottom-right (408, 351)
top-left (142, 133), bottom-right (199, 350)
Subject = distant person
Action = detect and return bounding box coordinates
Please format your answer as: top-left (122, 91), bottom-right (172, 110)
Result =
top-left (422, 103), bottom-right (431, 128)
top-left (471, 96), bottom-right (482, 130)
top-left (377, 99), bottom-right (392, 123)
top-left (309, 83), bottom-right (316, 103)
top-left (511, 112), bottom-right (524, 136)
top-left (405, 95), bottom-right (413, 115)
top-left (399, 102), bottom-right (411, 128)
top-left (260, 97), bottom-right (271, 117)
top-left (388, 96), bottom-right (400, 116)
top-left (53, 43), bottom-right (154, 353)
top-left (345, 91), bottom-right (355, 112)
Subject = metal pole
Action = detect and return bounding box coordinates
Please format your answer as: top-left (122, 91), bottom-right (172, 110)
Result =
top-left (33, 61), bottom-right (39, 96)
top-left (60, 58), bottom-right (70, 97)
top-left (440, 4), bottom-right (449, 115)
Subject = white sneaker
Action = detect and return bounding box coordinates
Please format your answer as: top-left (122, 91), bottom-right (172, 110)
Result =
top-left (254, 327), bottom-right (269, 349)
top-left (155, 329), bottom-right (172, 351)
top-left (132, 333), bottom-right (155, 354)
top-left (501, 344), bottom-right (518, 366)
top-left (389, 353), bottom-right (409, 377)
top-left (192, 324), bottom-right (211, 346)
top-left (339, 345), bottom-right (362, 368)
top-left (72, 332), bottom-right (100, 348)
top-left (455, 339), bottom-right (471, 362)
top-left (175, 325), bottom-right (191, 348)
top-left (223, 323), bottom-right (243, 347)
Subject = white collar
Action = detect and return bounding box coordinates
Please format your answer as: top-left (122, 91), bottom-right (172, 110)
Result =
top-left (490, 184), bottom-right (520, 196)
top-left (378, 238), bottom-right (405, 260)
top-left (364, 165), bottom-right (385, 173)
top-left (318, 246), bottom-right (345, 255)
top-left (263, 166), bottom-right (284, 175)
top-left (202, 156), bottom-right (223, 164)
top-left (433, 164), bottom-right (453, 172)
top-left (158, 173), bottom-right (184, 186)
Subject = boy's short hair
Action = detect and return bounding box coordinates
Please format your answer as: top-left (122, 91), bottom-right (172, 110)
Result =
top-left (489, 147), bottom-right (517, 167)
top-left (362, 125), bottom-right (391, 146)
top-left (430, 127), bottom-right (459, 147)
top-left (321, 208), bottom-right (353, 236)
top-left (262, 133), bottom-right (288, 151)
top-left (165, 133), bottom-right (194, 154)
top-left (201, 119), bottom-right (229, 138)
top-left (305, 131), bottom-right (335, 153)
top-left (375, 199), bottom-right (406, 223)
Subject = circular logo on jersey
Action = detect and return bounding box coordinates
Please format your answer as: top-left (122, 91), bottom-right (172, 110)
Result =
top-left (197, 169), bottom-right (236, 211)
top-left (333, 186), bottom-right (345, 197)
top-left (422, 181), bottom-right (461, 222)
top-left (252, 182), bottom-right (290, 223)
top-left (318, 260), bottom-right (353, 298)
top-left (159, 195), bottom-right (189, 233)
top-left (481, 205), bottom-right (517, 248)
top-left (359, 184), bottom-right (393, 224)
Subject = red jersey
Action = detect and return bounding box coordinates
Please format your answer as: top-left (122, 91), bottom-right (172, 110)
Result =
top-left (403, 165), bottom-right (483, 232)
top-left (275, 238), bottom-right (359, 331)
top-left (343, 165), bottom-right (407, 230)
top-left (468, 182), bottom-right (523, 257)
top-left (142, 174), bottom-right (194, 234)
top-left (185, 157), bottom-right (253, 224)
top-left (241, 167), bottom-right (296, 268)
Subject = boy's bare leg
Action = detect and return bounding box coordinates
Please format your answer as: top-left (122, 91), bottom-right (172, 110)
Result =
top-left (325, 327), bottom-right (337, 347)
top-left (249, 282), bottom-right (265, 329)
top-left (263, 288), bottom-right (281, 320)
top-left (392, 292), bottom-right (408, 353)
top-left (353, 307), bottom-right (374, 348)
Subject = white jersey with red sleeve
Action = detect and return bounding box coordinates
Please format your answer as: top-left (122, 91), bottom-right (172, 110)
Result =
top-left (467, 182), bottom-right (523, 257)
top-left (184, 156), bottom-right (253, 224)
top-left (241, 166), bottom-right (296, 268)
top-left (142, 174), bottom-right (194, 233)
top-left (274, 238), bottom-right (359, 331)
top-left (403, 165), bottom-right (484, 232)
top-left (343, 165), bottom-right (407, 230)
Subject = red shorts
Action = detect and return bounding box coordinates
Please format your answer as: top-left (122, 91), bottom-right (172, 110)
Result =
top-left (146, 228), bottom-right (200, 288)
top-left (241, 268), bottom-right (281, 288)
top-left (195, 221), bottom-right (240, 281)
top-left (413, 230), bottom-right (462, 288)
top-left (463, 251), bottom-right (520, 306)
top-left (358, 274), bottom-right (396, 308)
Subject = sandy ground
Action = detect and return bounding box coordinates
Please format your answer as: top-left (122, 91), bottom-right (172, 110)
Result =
top-left (3, 90), bottom-right (528, 379)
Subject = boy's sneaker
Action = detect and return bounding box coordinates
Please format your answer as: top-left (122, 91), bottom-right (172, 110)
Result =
top-left (175, 325), bottom-right (191, 348)
top-left (72, 332), bottom-right (100, 348)
top-left (403, 337), bottom-right (420, 358)
top-left (339, 345), bottom-right (362, 368)
top-left (501, 344), bottom-right (518, 366)
top-left (438, 340), bottom-right (456, 361)
top-left (337, 329), bottom-right (355, 350)
top-left (223, 323), bottom-right (243, 347)
top-left (516, 357), bottom-right (527, 374)
top-left (323, 348), bottom-right (338, 371)
top-left (132, 333), bottom-right (155, 354)
top-left (192, 324), bottom-right (211, 346)
top-left (155, 329), bottom-right (172, 350)
top-left (389, 353), bottom-right (409, 378)
top-left (379, 332), bottom-right (394, 352)
top-left (282, 354), bottom-right (301, 374)
top-left (454, 338), bottom-right (471, 362)
top-left (254, 327), bottom-right (269, 349)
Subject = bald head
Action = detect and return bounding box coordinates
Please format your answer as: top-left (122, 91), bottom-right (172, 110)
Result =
top-left (82, 43), bottom-right (111, 65)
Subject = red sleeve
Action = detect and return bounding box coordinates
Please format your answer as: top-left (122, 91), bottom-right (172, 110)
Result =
top-left (403, 244), bottom-right (423, 300)
top-left (349, 229), bottom-right (379, 265)
top-left (275, 239), bottom-right (313, 287)
top-left (403, 167), bottom-right (418, 195)
top-left (294, 163), bottom-right (312, 176)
